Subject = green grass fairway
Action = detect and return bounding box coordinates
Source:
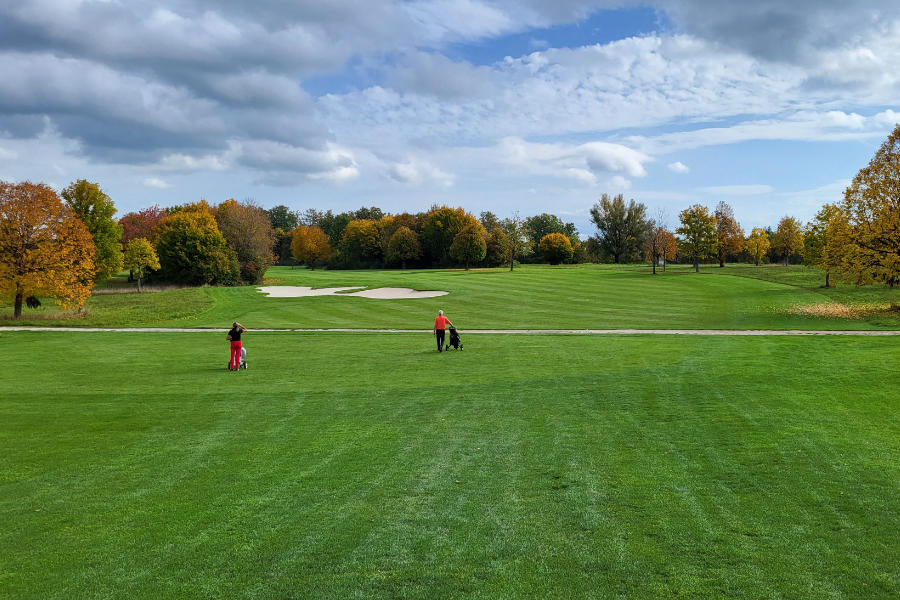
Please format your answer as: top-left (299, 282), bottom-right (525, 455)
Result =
top-left (2, 331), bottom-right (897, 598)
top-left (5, 264), bottom-right (900, 330)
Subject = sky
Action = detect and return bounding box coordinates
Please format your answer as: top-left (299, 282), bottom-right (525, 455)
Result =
top-left (1, 0), bottom-right (899, 237)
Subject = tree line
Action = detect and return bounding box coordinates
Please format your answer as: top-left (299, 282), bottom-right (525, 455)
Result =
top-left (2, 125), bottom-right (898, 319)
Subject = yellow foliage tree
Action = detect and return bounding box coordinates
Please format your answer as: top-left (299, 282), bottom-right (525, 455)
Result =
top-left (771, 216), bottom-right (804, 265)
top-left (0, 181), bottom-right (96, 318)
top-left (840, 124), bottom-right (900, 287)
top-left (538, 232), bottom-right (574, 265)
top-left (123, 237), bottom-right (160, 292)
top-left (291, 225), bottom-right (332, 269)
top-left (339, 219), bottom-right (382, 266)
top-left (744, 227), bottom-right (771, 266)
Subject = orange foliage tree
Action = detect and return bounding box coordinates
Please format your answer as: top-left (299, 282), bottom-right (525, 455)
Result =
top-left (291, 225), bottom-right (332, 269)
top-left (0, 181), bottom-right (96, 318)
top-left (714, 201), bottom-right (744, 267)
top-left (213, 198), bottom-right (275, 284)
top-left (644, 223), bottom-right (675, 274)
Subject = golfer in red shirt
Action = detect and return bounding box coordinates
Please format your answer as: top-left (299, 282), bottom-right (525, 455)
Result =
top-left (433, 310), bottom-right (453, 352)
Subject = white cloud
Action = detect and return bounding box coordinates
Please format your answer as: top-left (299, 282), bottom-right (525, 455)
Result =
top-left (143, 177), bottom-right (172, 189)
top-left (626, 110), bottom-right (900, 155)
top-left (492, 137), bottom-right (650, 184)
top-left (700, 184), bottom-right (774, 196)
top-left (668, 161), bottom-right (689, 173)
top-left (386, 158), bottom-right (454, 187)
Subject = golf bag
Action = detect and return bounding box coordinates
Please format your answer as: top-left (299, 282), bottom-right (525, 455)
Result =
top-left (445, 326), bottom-right (463, 351)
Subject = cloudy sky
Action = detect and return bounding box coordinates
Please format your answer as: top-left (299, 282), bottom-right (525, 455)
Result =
top-left (1, 1), bottom-right (898, 235)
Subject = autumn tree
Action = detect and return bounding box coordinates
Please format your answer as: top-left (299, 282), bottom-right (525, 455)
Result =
top-left (589, 193), bottom-right (649, 263)
top-left (213, 199), bottom-right (275, 284)
top-left (123, 238), bottom-right (160, 293)
top-left (420, 206), bottom-right (479, 266)
top-left (386, 226), bottom-right (421, 269)
top-left (291, 225), bottom-right (332, 269)
top-left (0, 181), bottom-right (96, 318)
top-left (119, 205), bottom-right (165, 245)
top-left (525, 213), bottom-right (578, 260)
top-left (660, 229), bottom-right (678, 271)
top-left (154, 207), bottom-right (239, 285)
top-left (644, 222), bottom-right (673, 274)
top-left (714, 201), bottom-right (744, 267)
top-left (676, 204), bottom-right (718, 272)
top-left (771, 216), bottom-right (804, 265)
top-left (744, 227), bottom-right (771, 266)
top-left (485, 226), bottom-right (511, 267)
top-left (449, 223), bottom-right (487, 270)
top-left (61, 179), bottom-right (123, 282)
top-left (538, 233), bottom-right (574, 265)
top-left (803, 204), bottom-right (845, 288)
top-left (339, 219), bottom-right (382, 266)
top-left (839, 124), bottom-right (900, 287)
top-left (500, 213), bottom-right (533, 271)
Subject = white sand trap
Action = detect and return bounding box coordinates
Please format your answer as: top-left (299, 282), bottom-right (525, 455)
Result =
top-left (257, 286), bottom-right (447, 299)
top-left (346, 287), bottom-right (448, 299)
top-left (257, 286), bottom-right (363, 297)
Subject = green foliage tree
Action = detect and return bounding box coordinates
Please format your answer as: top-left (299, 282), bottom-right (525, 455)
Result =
top-left (714, 201), bottom-right (744, 267)
top-left (214, 199), bottom-right (275, 284)
top-left (339, 219), bottom-right (382, 267)
top-left (772, 216), bottom-right (805, 265)
top-left (420, 206), bottom-right (479, 266)
top-left (61, 179), bottom-right (123, 282)
top-left (839, 124), bottom-right (900, 287)
top-left (123, 238), bottom-right (160, 292)
top-left (0, 181), bottom-right (96, 318)
top-left (479, 211), bottom-right (500, 233)
top-left (676, 204), bottom-right (718, 272)
top-left (155, 208), bottom-right (240, 285)
top-left (538, 232), bottom-right (574, 265)
top-left (589, 193), bottom-right (649, 263)
top-left (485, 226), bottom-right (511, 267)
top-left (524, 213), bottom-right (578, 261)
top-left (290, 225), bottom-right (332, 269)
top-left (266, 205), bottom-right (299, 232)
top-left (386, 226), bottom-right (421, 269)
top-left (449, 223), bottom-right (487, 269)
top-left (744, 228), bottom-right (771, 266)
top-left (500, 213), bottom-right (533, 271)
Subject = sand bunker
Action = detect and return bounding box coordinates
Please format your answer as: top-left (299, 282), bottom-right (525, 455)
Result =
top-left (257, 286), bottom-right (447, 299)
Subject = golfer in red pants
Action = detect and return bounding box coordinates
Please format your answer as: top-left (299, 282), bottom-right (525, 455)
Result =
top-left (226, 321), bottom-right (247, 371)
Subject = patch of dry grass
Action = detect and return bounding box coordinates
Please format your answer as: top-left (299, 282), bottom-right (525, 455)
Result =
top-left (786, 302), bottom-right (897, 319)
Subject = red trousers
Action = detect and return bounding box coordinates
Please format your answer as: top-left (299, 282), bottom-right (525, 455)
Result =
top-left (229, 341), bottom-right (242, 370)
